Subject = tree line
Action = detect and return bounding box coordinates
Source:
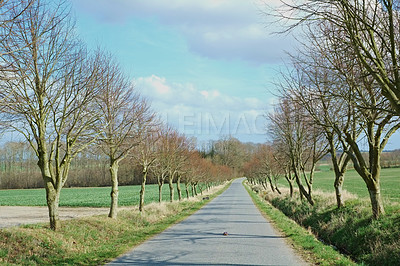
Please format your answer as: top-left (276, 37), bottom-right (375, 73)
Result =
top-left (0, 0), bottom-right (234, 230)
top-left (246, 0), bottom-right (400, 219)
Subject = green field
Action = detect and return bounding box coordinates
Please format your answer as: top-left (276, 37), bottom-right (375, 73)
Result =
top-left (0, 184), bottom-right (186, 207)
top-left (278, 167), bottom-right (400, 202)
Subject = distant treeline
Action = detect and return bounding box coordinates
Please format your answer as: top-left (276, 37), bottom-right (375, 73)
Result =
top-left (2, 139), bottom-right (400, 190)
top-left (0, 142), bottom-right (150, 189)
top-left (0, 137), bottom-right (254, 189)
top-left (319, 150), bottom-right (400, 170)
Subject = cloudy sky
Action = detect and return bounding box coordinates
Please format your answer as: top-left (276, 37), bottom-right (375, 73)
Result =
top-left (69, 0), bottom-right (400, 149)
top-left (68, 0), bottom-right (292, 145)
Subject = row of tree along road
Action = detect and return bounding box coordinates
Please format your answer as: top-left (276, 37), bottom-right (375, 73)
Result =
top-left (0, 1), bottom-right (234, 230)
top-left (245, 0), bottom-right (400, 220)
top-left (2, 0), bottom-right (400, 235)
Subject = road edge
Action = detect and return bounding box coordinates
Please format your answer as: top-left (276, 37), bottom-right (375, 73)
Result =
top-left (243, 179), bottom-right (357, 266)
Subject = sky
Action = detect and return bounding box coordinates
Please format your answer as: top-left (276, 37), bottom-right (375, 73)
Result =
top-left (68, 0), bottom-right (291, 145)
top-left (68, 0), bottom-right (400, 149)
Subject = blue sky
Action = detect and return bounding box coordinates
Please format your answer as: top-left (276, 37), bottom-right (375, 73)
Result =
top-left (68, 0), bottom-right (400, 149)
top-left (69, 0), bottom-right (291, 144)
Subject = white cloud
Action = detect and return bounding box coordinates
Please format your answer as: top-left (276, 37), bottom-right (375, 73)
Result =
top-left (200, 90), bottom-right (209, 98)
top-left (136, 75), bottom-right (264, 111)
top-left (145, 75), bottom-right (170, 94)
top-left (135, 75), bottom-right (266, 141)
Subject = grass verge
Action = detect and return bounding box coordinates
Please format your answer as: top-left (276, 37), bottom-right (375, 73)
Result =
top-left (0, 182), bottom-right (230, 265)
top-left (243, 181), bottom-right (357, 266)
top-left (266, 190), bottom-right (400, 265)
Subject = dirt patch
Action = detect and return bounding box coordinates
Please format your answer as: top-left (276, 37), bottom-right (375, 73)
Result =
top-left (0, 206), bottom-right (111, 228)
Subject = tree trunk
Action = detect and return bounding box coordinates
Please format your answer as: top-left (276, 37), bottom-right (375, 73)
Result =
top-left (267, 177), bottom-right (275, 192)
top-left (345, 125), bottom-right (390, 218)
top-left (45, 183), bottom-right (60, 231)
top-left (367, 181), bottom-right (385, 218)
top-left (369, 149), bottom-right (385, 218)
top-left (334, 173), bottom-right (345, 208)
top-left (306, 165), bottom-right (315, 196)
top-left (157, 175), bottom-right (164, 203)
top-left (176, 175), bottom-right (182, 201)
top-left (261, 181), bottom-right (268, 190)
top-left (185, 182), bottom-right (190, 199)
top-left (191, 183), bottom-right (195, 197)
top-left (288, 179), bottom-right (293, 197)
top-left (38, 148), bottom-right (61, 231)
top-left (108, 161), bottom-right (119, 218)
top-left (285, 170), bottom-right (294, 198)
top-left (193, 183), bottom-right (198, 196)
top-left (328, 136), bottom-right (350, 209)
top-left (158, 183), bottom-right (163, 203)
top-left (274, 183), bottom-right (281, 194)
top-left (294, 169), bottom-right (314, 205)
top-left (139, 168), bottom-right (147, 212)
top-left (168, 177), bottom-right (174, 202)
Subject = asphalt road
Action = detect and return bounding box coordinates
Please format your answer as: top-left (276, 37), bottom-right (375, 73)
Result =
top-left (108, 178), bottom-right (307, 266)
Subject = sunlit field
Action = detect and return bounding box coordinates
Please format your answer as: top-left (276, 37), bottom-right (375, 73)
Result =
top-left (0, 184), bottom-right (184, 207)
top-left (278, 166), bottom-right (400, 202)
top-left (269, 166), bottom-right (400, 265)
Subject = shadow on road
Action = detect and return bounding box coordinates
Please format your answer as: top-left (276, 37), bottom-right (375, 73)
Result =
top-left (108, 179), bottom-right (306, 266)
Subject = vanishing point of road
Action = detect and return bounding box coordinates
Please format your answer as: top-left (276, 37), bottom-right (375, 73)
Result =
top-left (108, 178), bottom-right (307, 265)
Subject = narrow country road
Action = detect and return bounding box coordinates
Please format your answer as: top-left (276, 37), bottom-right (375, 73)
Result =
top-left (108, 178), bottom-right (307, 266)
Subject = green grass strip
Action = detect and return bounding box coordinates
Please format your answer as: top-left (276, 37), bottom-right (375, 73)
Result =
top-left (243, 181), bottom-right (357, 266)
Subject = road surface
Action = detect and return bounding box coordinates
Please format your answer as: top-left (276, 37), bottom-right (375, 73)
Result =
top-left (108, 178), bottom-right (307, 265)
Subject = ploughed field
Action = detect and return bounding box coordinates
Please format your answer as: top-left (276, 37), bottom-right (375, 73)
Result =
top-left (0, 184), bottom-right (182, 207)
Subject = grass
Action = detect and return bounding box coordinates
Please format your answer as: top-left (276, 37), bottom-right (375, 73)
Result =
top-left (0, 182), bottom-right (230, 265)
top-left (277, 167), bottom-right (400, 202)
top-left (0, 184), bottom-right (187, 207)
top-left (244, 181), bottom-right (357, 266)
top-left (250, 179), bottom-right (400, 265)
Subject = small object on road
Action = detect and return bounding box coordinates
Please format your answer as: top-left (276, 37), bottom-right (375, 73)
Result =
top-left (223, 231), bottom-right (228, 236)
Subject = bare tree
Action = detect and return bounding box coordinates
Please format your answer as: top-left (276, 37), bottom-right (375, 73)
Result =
top-left (339, 64), bottom-right (399, 218)
top-left (96, 53), bottom-right (155, 218)
top-left (311, 20), bottom-right (398, 217)
top-left (175, 136), bottom-right (194, 201)
top-left (243, 144), bottom-right (277, 192)
top-left (0, 0), bottom-right (34, 57)
top-left (151, 125), bottom-right (173, 202)
top-left (211, 137), bottom-right (246, 174)
top-left (266, 139), bottom-right (295, 197)
top-left (132, 129), bottom-right (159, 212)
top-left (182, 151), bottom-right (207, 199)
top-left (0, 1), bottom-right (103, 230)
top-left (165, 130), bottom-right (189, 202)
top-left (281, 42), bottom-right (357, 208)
top-left (268, 98), bottom-right (328, 205)
top-left (273, 0), bottom-right (400, 115)
top-left (257, 144), bottom-right (283, 193)
top-left (270, 1), bottom-right (400, 217)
